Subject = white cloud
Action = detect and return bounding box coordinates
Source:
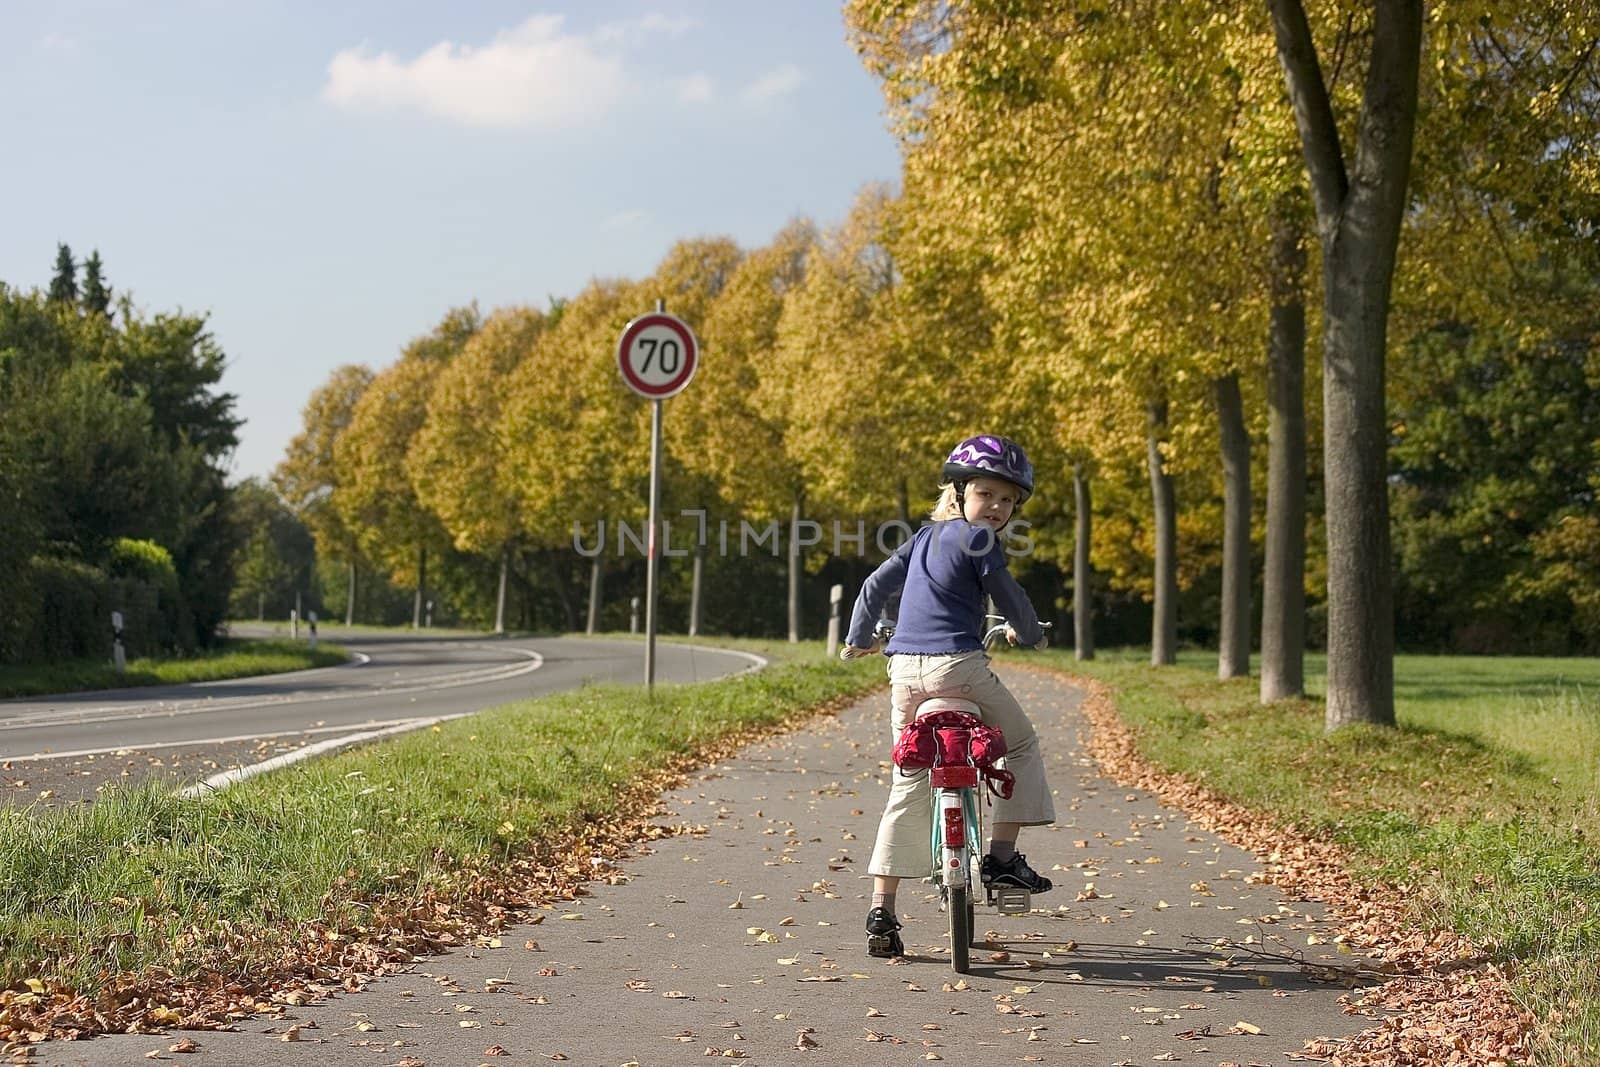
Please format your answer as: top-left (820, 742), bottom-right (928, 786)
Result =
top-left (322, 15), bottom-right (627, 129)
top-left (593, 14), bottom-right (695, 47)
top-left (739, 63), bottom-right (804, 104)
top-left (602, 209), bottom-right (649, 230)
top-left (674, 73), bottom-right (714, 104)
top-left (36, 32), bottom-right (80, 55)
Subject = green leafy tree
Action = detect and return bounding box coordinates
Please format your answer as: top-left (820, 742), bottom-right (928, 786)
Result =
top-left (629, 237), bottom-right (745, 635)
top-left (765, 187), bottom-right (948, 639)
top-left (47, 243), bottom-right (76, 305)
top-left (275, 363), bottom-right (375, 624)
top-left (0, 414), bottom-right (40, 662)
top-left (80, 251), bottom-right (112, 319)
top-left (769, 185), bottom-right (946, 520)
top-left (684, 222), bottom-right (815, 519)
top-left (111, 309), bottom-right (240, 457)
top-left (112, 307), bottom-right (242, 643)
top-left (501, 279), bottom-right (644, 632)
top-left (12, 359), bottom-right (178, 560)
top-left (228, 478), bottom-right (317, 621)
top-left (1391, 322), bottom-right (1600, 651)
top-left (848, 2), bottom-right (1269, 666)
top-left (0, 273), bottom-right (240, 653)
top-left (1376, 4), bottom-right (1600, 657)
top-left (410, 306), bottom-right (549, 632)
top-left (334, 308), bottom-right (480, 627)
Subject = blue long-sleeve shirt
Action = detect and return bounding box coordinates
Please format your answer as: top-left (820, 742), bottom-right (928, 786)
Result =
top-left (845, 519), bottom-right (1042, 654)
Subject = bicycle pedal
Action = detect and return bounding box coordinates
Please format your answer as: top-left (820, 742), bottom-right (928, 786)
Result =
top-left (987, 885), bottom-right (1031, 914)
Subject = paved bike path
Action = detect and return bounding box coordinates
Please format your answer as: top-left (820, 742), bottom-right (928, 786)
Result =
top-left (44, 665), bottom-right (1373, 1066)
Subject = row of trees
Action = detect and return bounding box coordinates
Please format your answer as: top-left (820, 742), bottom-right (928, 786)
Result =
top-left (0, 247), bottom-right (242, 663)
top-left (264, 2), bottom-right (1597, 732)
top-left (844, 0), bottom-right (1599, 726)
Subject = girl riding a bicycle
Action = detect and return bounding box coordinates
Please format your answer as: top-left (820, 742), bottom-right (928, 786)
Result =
top-left (841, 435), bottom-right (1056, 958)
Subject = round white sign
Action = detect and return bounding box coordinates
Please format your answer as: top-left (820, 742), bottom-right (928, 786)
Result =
top-left (616, 312), bottom-right (699, 399)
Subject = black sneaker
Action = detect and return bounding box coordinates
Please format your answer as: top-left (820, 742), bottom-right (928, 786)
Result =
top-left (865, 906), bottom-right (904, 958)
top-left (981, 852), bottom-right (1053, 893)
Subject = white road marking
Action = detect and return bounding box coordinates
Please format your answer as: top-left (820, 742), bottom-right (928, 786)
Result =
top-left (656, 641), bottom-right (769, 677)
top-left (3, 640), bottom-right (769, 795)
top-left (177, 715), bottom-right (475, 798)
top-left (171, 642), bottom-right (770, 798)
top-left (0, 714), bottom-right (464, 763)
top-left (0, 647), bottom-right (542, 733)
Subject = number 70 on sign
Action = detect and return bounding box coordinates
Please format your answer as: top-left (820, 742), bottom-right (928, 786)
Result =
top-left (616, 311), bottom-right (699, 400)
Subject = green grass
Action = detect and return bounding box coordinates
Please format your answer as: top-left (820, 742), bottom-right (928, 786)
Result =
top-left (0, 644), bottom-right (881, 998)
top-left (0, 639), bottom-right (350, 698)
top-left (1040, 647), bottom-right (1600, 1065)
top-left (229, 619), bottom-right (491, 638)
top-left (585, 630), bottom-right (827, 662)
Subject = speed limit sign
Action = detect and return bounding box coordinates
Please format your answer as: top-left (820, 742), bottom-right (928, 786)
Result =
top-left (616, 311), bottom-right (698, 399)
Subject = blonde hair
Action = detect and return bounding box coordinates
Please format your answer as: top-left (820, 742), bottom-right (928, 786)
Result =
top-left (930, 483), bottom-right (963, 521)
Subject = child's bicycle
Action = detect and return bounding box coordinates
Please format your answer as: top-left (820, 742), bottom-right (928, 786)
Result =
top-left (867, 614), bottom-right (1051, 973)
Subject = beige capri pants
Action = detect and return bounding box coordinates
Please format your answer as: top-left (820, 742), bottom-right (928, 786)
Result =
top-left (867, 649), bottom-right (1055, 879)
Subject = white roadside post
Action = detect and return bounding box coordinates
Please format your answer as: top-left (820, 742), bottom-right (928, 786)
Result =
top-left (290, 608), bottom-right (299, 641)
top-left (616, 302), bottom-right (699, 692)
top-left (111, 611), bottom-right (126, 674)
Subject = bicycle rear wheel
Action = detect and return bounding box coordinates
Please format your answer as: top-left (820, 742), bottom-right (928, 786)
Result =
top-left (949, 885), bottom-right (971, 973)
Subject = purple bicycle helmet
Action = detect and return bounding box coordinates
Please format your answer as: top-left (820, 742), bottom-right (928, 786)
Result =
top-left (943, 435), bottom-right (1034, 503)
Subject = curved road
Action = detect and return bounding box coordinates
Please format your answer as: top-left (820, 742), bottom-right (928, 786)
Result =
top-left (0, 632), bottom-right (762, 795)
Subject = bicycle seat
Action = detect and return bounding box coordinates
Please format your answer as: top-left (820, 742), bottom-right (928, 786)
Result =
top-left (912, 696), bottom-right (982, 723)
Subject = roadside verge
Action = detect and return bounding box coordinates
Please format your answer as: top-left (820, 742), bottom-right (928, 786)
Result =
top-left (1032, 659), bottom-right (1547, 1064)
top-left (0, 653), bottom-right (884, 1047)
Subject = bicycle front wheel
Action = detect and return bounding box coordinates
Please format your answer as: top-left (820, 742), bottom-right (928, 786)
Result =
top-left (949, 884), bottom-right (971, 973)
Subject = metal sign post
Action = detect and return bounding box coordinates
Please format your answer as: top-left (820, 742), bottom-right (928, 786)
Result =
top-left (645, 391), bottom-right (663, 687)
top-left (616, 301), bottom-right (699, 692)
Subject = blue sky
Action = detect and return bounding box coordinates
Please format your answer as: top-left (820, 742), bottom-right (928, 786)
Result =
top-left (2, 2), bottom-right (902, 481)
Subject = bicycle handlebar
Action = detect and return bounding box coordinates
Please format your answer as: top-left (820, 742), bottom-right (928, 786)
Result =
top-left (843, 616), bottom-right (1052, 659)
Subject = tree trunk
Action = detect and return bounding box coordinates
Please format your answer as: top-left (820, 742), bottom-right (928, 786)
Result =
top-left (586, 555), bottom-right (603, 635)
top-left (1214, 373), bottom-right (1252, 679)
top-left (1147, 398), bottom-right (1178, 666)
top-left (1268, 0), bottom-right (1419, 728)
top-left (1073, 465), bottom-right (1094, 661)
top-left (494, 546), bottom-right (509, 635)
top-left (1321, 249), bottom-right (1399, 727)
top-left (787, 488), bottom-right (803, 643)
top-left (1261, 206), bottom-right (1308, 702)
top-left (542, 551), bottom-right (576, 633)
top-left (412, 545), bottom-right (427, 629)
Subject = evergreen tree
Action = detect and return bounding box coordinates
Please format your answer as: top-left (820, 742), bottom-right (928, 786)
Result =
top-left (47, 243), bottom-right (77, 305)
top-left (81, 250), bottom-right (112, 319)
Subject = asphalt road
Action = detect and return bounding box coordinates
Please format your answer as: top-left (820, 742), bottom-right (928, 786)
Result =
top-left (0, 630), bottom-right (762, 803)
top-left (36, 664), bottom-right (1377, 1066)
